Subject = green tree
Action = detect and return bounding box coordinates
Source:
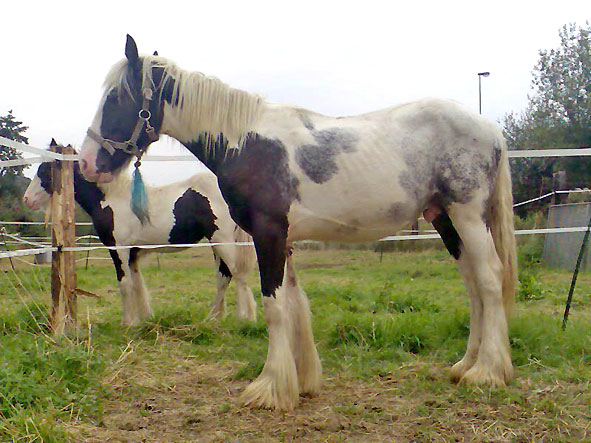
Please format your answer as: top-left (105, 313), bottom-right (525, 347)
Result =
top-left (0, 110), bottom-right (29, 177)
top-left (503, 22), bottom-right (591, 213)
top-left (0, 111), bottom-right (40, 236)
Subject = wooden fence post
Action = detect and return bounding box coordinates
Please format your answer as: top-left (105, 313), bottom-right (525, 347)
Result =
top-left (50, 143), bottom-right (77, 335)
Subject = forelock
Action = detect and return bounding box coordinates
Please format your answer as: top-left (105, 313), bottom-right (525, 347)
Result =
top-left (103, 55), bottom-right (174, 101)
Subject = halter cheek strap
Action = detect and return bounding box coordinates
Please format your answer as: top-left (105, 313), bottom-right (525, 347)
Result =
top-left (86, 87), bottom-right (160, 158)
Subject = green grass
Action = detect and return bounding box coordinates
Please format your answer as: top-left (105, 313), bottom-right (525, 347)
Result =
top-left (1, 247), bottom-right (591, 441)
top-left (0, 313), bottom-right (105, 441)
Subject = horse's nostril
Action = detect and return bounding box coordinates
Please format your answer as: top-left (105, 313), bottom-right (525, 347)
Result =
top-left (80, 159), bottom-right (88, 171)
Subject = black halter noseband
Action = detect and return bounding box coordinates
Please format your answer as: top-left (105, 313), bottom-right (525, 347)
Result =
top-left (86, 87), bottom-right (160, 159)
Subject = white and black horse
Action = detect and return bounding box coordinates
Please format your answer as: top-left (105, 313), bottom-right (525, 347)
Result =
top-left (24, 142), bottom-right (257, 325)
top-left (78, 35), bottom-right (517, 410)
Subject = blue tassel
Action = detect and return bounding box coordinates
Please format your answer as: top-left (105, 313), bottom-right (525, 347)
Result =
top-left (131, 165), bottom-right (150, 224)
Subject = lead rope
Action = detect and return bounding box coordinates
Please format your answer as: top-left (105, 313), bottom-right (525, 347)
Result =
top-left (128, 88), bottom-right (158, 225)
top-left (130, 152), bottom-right (150, 224)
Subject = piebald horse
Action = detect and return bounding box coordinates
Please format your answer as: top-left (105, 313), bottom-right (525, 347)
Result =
top-left (79, 35), bottom-right (517, 411)
top-left (24, 142), bottom-right (257, 325)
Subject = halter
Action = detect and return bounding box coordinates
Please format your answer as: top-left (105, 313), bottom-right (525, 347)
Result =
top-left (86, 87), bottom-right (160, 160)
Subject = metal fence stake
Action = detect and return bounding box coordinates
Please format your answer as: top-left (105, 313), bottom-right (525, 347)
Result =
top-left (562, 213), bottom-right (591, 330)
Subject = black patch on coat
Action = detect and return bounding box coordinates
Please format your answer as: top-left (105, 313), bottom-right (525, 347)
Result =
top-left (91, 205), bottom-right (125, 279)
top-left (183, 133), bottom-right (300, 298)
top-left (129, 247), bottom-right (140, 271)
top-left (110, 250), bottom-right (125, 281)
top-left (218, 257), bottom-right (232, 279)
top-left (431, 209), bottom-right (461, 260)
top-left (295, 127), bottom-right (358, 184)
top-left (36, 162), bottom-right (53, 194)
top-left (168, 189), bottom-right (218, 244)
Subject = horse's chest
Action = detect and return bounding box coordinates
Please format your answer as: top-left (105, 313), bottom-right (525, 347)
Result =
top-left (217, 135), bottom-right (299, 233)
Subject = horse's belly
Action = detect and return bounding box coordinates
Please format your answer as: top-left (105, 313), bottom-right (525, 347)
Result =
top-left (287, 202), bottom-right (411, 243)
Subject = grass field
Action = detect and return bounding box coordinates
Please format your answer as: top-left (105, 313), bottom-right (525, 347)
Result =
top-left (1, 243), bottom-right (591, 442)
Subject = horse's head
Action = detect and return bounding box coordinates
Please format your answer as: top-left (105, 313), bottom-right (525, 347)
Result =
top-left (79, 35), bottom-right (164, 183)
top-left (24, 141), bottom-right (87, 211)
top-left (23, 158), bottom-right (52, 211)
top-left (23, 140), bottom-right (69, 210)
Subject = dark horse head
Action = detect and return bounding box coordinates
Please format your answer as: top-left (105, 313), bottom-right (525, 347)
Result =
top-left (79, 35), bottom-right (165, 182)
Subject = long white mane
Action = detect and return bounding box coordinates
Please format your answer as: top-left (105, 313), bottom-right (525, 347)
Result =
top-left (103, 56), bottom-right (265, 148)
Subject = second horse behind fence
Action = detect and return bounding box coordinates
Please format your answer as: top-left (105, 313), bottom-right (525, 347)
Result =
top-left (24, 143), bottom-right (257, 325)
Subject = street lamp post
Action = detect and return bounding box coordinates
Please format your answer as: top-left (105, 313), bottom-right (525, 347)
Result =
top-left (478, 71), bottom-right (490, 115)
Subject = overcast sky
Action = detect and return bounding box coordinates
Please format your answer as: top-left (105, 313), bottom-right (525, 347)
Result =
top-left (2, 0), bottom-right (589, 184)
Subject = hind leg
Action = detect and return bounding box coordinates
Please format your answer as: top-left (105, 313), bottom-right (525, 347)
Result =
top-left (117, 249), bottom-right (148, 326)
top-left (232, 242), bottom-right (258, 322)
top-left (127, 248), bottom-right (152, 323)
top-left (450, 252), bottom-right (483, 381)
top-left (449, 205), bottom-right (513, 387)
top-left (284, 253), bottom-right (322, 396)
top-left (234, 274), bottom-right (257, 321)
top-left (208, 251), bottom-right (231, 320)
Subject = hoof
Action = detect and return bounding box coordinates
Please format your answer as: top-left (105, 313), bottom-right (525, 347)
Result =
top-left (459, 362), bottom-right (513, 388)
top-left (296, 349), bottom-right (323, 396)
top-left (206, 308), bottom-right (225, 321)
top-left (235, 309), bottom-right (257, 323)
top-left (450, 358), bottom-right (476, 383)
top-left (240, 373), bottom-right (299, 411)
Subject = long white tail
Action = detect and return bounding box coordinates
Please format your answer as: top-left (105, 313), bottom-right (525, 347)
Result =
top-left (489, 139), bottom-right (518, 315)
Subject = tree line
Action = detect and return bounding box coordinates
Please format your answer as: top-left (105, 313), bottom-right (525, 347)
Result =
top-left (502, 22), bottom-right (591, 216)
top-left (0, 111), bottom-right (42, 235)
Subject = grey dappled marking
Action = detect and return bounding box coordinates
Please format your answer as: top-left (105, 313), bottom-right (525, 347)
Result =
top-left (295, 127), bottom-right (359, 184)
top-left (398, 144), bottom-right (497, 208)
top-left (387, 202), bottom-right (415, 221)
top-left (299, 113), bottom-right (315, 131)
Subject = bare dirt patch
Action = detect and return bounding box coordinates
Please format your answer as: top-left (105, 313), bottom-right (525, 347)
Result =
top-left (68, 355), bottom-right (587, 443)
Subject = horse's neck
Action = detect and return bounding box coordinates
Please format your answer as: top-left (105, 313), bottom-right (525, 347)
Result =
top-left (97, 175), bottom-right (133, 207)
top-left (158, 67), bottom-right (266, 161)
top-left (73, 171), bottom-right (106, 216)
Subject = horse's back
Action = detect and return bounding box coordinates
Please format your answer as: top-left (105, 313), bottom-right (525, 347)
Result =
top-left (281, 98), bottom-right (505, 243)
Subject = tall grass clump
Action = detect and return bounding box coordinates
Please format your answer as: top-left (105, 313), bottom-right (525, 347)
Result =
top-left (328, 309), bottom-right (468, 355)
top-left (0, 304), bottom-right (105, 442)
top-left (509, 311), bottom-right (591, 370)
top-left (138, 306), bottom-right (216, 344)
top-left (515, 211), bottom-right (546, 266)
top-left (373, 282), bottom-right (441, 314)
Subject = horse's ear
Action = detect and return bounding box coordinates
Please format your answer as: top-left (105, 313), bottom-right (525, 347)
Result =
top-left (125, 34), bottom-right (140, 68)
top-left (50, 138), bottom-right (57, 147)
top-left (153, 51), bottom-right (158, 56)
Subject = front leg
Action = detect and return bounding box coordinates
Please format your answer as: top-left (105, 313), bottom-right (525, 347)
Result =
top-left (240, 214), bottom-right (321, 411)
top-left (240, 213), bottom-right (298, 410)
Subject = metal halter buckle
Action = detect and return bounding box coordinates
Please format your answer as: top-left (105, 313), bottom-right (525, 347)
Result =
top-left (86, 84), bottom-right (160, 157)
